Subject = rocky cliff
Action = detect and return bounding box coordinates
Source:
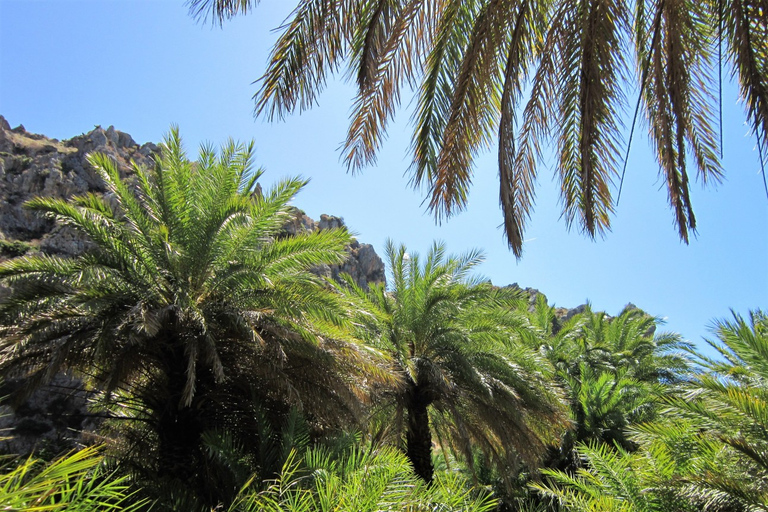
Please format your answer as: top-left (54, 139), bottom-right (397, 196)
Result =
top-left (0, 117), bottom-right (384, 455)
top-left (0, 116), bottom-right (385, 286)
top-left (0, 117), bottom-right (157, 256)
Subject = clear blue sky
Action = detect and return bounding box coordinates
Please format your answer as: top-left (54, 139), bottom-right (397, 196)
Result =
top-left (1, 0), bottom-right (766, 350)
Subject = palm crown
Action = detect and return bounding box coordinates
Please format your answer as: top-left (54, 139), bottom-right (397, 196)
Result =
top-left (532, 310), bottom-right (768, 512)
top-left (522, 300), bottom-right (692, 471)
top-left (663, 310), bottom-right (768, 510)
top-left (339, 240), bottom-right (566, 482)
top-left (0, 129), bottom-right (387, 502)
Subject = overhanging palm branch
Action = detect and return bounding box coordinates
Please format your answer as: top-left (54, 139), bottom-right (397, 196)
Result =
top-left (189, 0), bottom-right (766, 257)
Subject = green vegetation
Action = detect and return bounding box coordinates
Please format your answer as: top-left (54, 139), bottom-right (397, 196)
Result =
top-left (533, 310), bottom-right (768, 512)
top-left (338, 240), bottom-right (566, 483)
top-left (229, 445), bottom-right (497, 511)
top-left (527, 303), bottom-right (693, 472)
top-left (0, 239), bottom-right (34, 258)
top-left (0, 130), bottom-right (763, 510)
top-left (5, 155), bottom-right (33, 174)
top-left (0, 446), bottom-right (145, 511)
top-left (0, 131), bottom-right (389, 508)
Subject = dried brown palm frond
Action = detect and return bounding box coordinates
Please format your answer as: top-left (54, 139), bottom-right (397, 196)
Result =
top-left (254, 0), bottom-right (356, 121)
top-left (499, 0), bottom-right (546, 257)
top-left (641, 0), bottom-right (721, 242)
top-left (429, 0), bottom-right (518, 221)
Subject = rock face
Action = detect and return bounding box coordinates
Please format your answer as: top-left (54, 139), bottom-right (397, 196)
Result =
top-left (508, 283), bottom-right (654, 336)
top-left (0, 117), bottom-right (385, 283)
top-left (283, 212), bottom-right (385, 289)
top-left (0, 374), bottom-right (99, 456)
top-left (0, 117), bottom-right (385, 455)
top-left (0, 117), bottom-right (157, 255)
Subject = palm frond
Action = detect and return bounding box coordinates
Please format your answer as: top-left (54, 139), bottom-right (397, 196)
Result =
top-left (0, 446), bottom-right (146, 511)
top-left (498, 0), bottom-right (547, 258)
top-left (427, 0), bottom-right (516, 222)
top-left (241, 0), bottom-right (756, 254)
top-left (254, 0), bottom-right (353, 120)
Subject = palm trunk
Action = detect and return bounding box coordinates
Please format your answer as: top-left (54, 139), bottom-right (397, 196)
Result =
top-left (406, 386), bottom-right (434, 484)
top-left (156, 351), bottom-right (202, 481)
top-left (153, 340), bottom-right (224, 506)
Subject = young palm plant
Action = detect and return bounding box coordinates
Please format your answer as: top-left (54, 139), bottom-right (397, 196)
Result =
top-left (0, 445), bottom-right (145, 511)
top-left (531, 440), bottom-right (686, 512)
top-left (228, 443), bottom-right (498, 511)
top-left (0, 129), bottom-right (390, 506)
top-left (338, 240), bottom-right (566, 483)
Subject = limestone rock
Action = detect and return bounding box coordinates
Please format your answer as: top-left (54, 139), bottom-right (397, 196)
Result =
top-left (282, 210), bottom-right (385, 289)
top-left (0, 118), bottom-right (156, 255)
top-left (0, 374), bottom-right (98, 456)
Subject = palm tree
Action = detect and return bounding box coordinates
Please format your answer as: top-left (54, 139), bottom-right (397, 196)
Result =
top-left (0, 129), bottom-right (389, 505)
top-left (538, 304), bottom-right (692, 384)
top-left (656, 309), bottom-right (768, 511)
top-left (189, 0), bottom-right (767, 257)
top-left (338, 240), bottom-right (566, 483)
top-left (525, 301), bottom-right (691, 470)
top-left (535, 310), bottom-right (768, 512)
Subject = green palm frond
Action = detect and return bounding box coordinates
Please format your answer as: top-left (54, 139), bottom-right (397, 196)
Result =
top-left (412, 0), bottom-right (477, 190)
top-left (337, 239), bottom-right (566, 483)
top-left (725, 0), bottom-right (768, 181)
top-left (647, 310), bottom-right (768, 510)
top-left (228, 444), bottom-right (497, 512)
top-left (427, 0), bottom-right (516, 222)
top-left (498, 0), bottom-right (547, 257)
top-left (0, 446), bottom-right (146, 511)
top-left (533, 441), bottom-right (675, 512)
top-left (640, 0), bottom-right (722, 242)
